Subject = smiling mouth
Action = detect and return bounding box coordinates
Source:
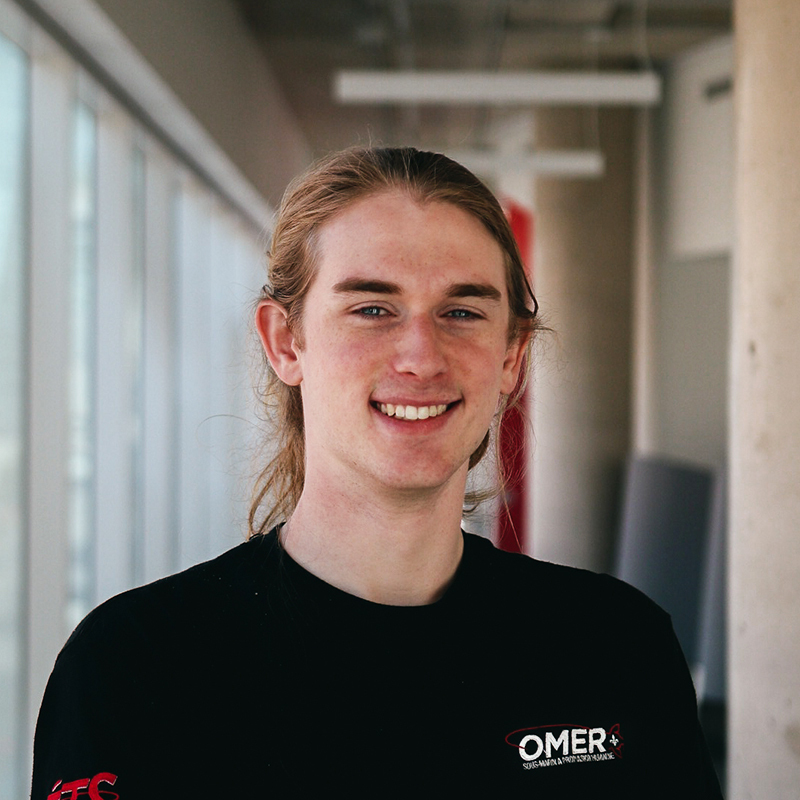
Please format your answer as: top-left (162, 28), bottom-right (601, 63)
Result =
top-left (374, 402), bottom-right (453, 420)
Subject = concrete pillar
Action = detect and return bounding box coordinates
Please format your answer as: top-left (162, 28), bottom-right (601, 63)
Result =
top-left (730, 0), bottom-right (800, 796)
top-left (531, 107), bottom-right (634, 572)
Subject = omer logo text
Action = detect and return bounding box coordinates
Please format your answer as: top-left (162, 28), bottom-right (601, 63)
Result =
top-left (505, 723), bottom-right (624, 770)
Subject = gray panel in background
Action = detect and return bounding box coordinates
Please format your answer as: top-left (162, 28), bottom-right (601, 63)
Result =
top-left (614, 456), bottom-right (713, 665)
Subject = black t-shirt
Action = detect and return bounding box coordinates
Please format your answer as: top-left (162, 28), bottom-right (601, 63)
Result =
top-left (32, 530), bottom-right (723, 798)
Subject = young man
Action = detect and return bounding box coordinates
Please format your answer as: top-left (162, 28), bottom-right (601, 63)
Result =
top-left (33, 148), bottom-right (722, 797)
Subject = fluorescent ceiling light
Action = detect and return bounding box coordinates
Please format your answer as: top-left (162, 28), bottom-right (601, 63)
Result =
top-left (335, 70), bottom-right (661, 106)
top-left (446, 149), bottom-right (605, 179)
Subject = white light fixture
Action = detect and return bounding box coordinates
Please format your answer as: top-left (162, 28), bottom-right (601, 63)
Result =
top-left (334, 70), bottom-right (661, 106)
top-left (446, 149), bottom-right (605, 179)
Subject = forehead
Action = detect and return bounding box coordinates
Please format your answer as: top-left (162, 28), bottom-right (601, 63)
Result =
top-left (312, 190), bottom-right (506, 291)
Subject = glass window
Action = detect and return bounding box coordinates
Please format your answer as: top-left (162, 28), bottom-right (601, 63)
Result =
top-left (0, 30), bottom-right (29, 800)
top-left (67, 101), bottom-right (98, 630)
top-left (129, 145), bottom-right (146, 585)
top-left (0, 12), bottom-right (266, 789)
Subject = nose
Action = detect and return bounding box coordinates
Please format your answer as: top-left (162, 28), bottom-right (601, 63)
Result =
top-left (391, 315), bottom-right (448, 380)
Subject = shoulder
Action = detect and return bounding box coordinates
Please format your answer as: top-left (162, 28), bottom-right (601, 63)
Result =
top-left (462, 532), bottom-right (669, 627)
top-left (59, 533), bottom-right (280, 659)
top-left (460, 534), bottom-right (689, 693)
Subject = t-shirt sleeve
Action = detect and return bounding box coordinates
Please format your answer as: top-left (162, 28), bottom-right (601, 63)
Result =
top-left (30, 608), bottom-right (150, 800)
top-left (603, 575), bottom-right (724, 799)
top-left (652, 616), bottom-right (724, 798)
top-left (31, 651), bottom-right (118, 798)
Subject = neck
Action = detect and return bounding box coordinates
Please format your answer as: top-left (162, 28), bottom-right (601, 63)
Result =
top-left (280, 469), bottom-right (468, 606)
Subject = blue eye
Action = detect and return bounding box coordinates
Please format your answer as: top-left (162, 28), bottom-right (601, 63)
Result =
top-left (356, 306), bottom-right (386, 316)
top-left (447, 308), bottom-right (477, 319)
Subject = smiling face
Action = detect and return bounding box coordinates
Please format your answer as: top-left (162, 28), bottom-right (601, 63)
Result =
top-left (259, 189), bottom-right (528, 503)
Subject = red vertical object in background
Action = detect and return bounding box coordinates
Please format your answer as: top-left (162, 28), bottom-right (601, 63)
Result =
top-left (496, 199), bottom-right (533, 553)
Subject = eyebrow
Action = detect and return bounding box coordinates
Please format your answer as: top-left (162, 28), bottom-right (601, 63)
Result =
top-left (333, 278), bottom-right (401, 295)
top-left (446, 282), bottom-right (502, 302)
top-left (333, 277), bottom-right (502, 302)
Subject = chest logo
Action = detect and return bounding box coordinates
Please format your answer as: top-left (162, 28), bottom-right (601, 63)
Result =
top-left (505, 723), bottom-right (624, 770)
top-left (47, 773), bottom-right (118, 800)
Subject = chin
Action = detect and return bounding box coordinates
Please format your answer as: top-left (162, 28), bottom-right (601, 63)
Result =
top-left (372, 459), bottom-right (470, 495)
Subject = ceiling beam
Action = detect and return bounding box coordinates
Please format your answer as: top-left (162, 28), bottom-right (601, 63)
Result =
top-left (334, 70), bottom-right (661, 106)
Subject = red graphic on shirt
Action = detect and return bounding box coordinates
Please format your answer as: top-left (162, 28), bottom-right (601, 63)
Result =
top-left (47, 773), bottom-right (118, 800)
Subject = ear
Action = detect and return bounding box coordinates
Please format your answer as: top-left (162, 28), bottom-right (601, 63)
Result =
top-left (499, 332), bottom-right (530, 396)
top-left (255, 300), bottom-right (303, 386)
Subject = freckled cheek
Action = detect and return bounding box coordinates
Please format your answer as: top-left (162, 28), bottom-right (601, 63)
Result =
top-left (456, 342), bottom-right (508, 378)
top-left (302, 337), bottom-right (385, 390)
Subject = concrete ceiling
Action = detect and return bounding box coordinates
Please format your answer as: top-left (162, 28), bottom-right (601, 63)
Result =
top-left (231, 0), bottom-right (731, 155)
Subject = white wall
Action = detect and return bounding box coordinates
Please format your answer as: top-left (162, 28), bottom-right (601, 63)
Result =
top-left (639, 36), bottom-right (734, 470)
top-left (654, 255), bottom-right (730, 468)
top-left (663, 38), bottom-right (734, 262)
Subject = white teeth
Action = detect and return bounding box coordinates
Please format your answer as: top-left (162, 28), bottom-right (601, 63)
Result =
top-left (377, 403), bottom-right (451, 420)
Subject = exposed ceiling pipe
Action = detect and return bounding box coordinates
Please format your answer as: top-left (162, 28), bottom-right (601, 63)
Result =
top-left (334, 70), bottom-right (661, 106)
